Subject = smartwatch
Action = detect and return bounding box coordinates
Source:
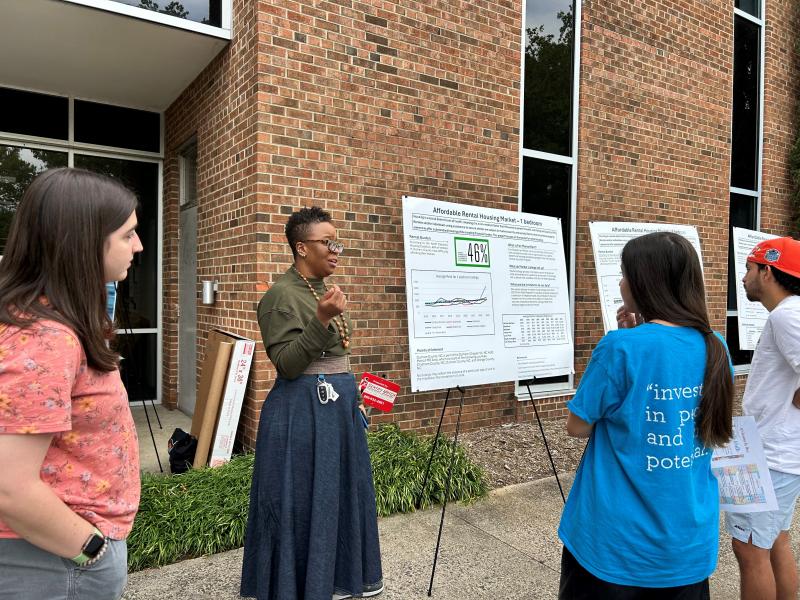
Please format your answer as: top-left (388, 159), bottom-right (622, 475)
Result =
top-left (71, 528), bottom-right (106, 566)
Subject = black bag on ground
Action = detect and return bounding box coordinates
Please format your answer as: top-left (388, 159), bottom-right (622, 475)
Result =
top-left (167, 428), bottom-right (197, 474)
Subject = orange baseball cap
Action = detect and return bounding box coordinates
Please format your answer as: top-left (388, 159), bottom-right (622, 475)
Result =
top-left (747, 237), bottom-right (800, 279)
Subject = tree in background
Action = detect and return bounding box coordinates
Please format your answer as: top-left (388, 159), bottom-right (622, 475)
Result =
top-left (0, 147), bottom-right (66, 254)
top-left (137, 0), bottom-right (189, 19)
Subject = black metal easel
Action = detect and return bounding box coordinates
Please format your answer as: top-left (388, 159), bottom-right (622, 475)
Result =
top-left (416, 385), bottom-right (467, 597)
top-left (525, 382), bottom-right (566, 504)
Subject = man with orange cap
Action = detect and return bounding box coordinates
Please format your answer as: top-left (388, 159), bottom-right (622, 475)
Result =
top-left (729, 237), bottom-right (800, 600)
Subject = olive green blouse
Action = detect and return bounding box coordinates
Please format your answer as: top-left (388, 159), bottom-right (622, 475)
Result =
top-left (257, 267), bottom-right (353, 379)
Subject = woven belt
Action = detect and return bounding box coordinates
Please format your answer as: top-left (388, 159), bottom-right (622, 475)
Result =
top-left (303, 355), bottom-right (351, 375)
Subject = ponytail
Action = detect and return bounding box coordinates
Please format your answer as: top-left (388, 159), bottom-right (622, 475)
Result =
top-left (696, 332), bottom-right (734, 447)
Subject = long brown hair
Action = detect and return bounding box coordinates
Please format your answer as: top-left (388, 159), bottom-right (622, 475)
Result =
top-left (621, 232), bottom-right (733, 447)
top-left (0, 168), bottom-right (137, 371)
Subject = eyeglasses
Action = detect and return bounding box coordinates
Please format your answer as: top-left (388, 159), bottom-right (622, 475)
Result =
top-left (303, 239), bottom-right (345, 254)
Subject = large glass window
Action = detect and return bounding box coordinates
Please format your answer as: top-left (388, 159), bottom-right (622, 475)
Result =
top-left (730, 16), bottom-right (761, 191)
top-left (74, 155), bottom-right (159, 402)
top-left (521, 158), bottom-right (572, 273)
top-left (727, 193), bottom-right (758, 310)
top-left (74, 101), bottom-right (160, 153)
top-left (726, 5), bottom-right (764, 367)
top-left (0, 86), bottom-right (162, 402)
top-left (0, 88), bottom-right (68, 140)
top-left (0, 145), bottom-right (68, 254)
top-left (519, 0), bottom-right (578, 392)
top-left (735, 0), bottom-right (761, 17)
top-left (110, 0), bottom-right (222, 27)
top-left (523, 0), bottom-right (574, 156)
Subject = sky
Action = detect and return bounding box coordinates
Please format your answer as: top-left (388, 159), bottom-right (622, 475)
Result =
top-left (525, 0), bottom-right (571, 38)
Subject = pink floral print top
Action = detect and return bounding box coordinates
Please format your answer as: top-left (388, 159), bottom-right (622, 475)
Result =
top-left (0, 320), bottom-right (140, 540)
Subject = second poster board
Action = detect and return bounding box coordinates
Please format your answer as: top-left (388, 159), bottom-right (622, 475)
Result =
top-left (589, 222), bottom-right (703, 333)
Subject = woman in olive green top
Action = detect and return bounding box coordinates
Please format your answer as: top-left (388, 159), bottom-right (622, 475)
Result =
top-left (241, 207), bottom-right (383, 600)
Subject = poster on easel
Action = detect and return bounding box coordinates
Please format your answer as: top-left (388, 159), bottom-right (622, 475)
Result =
top-left (589, 222), bottom-right (703, 333)
top-left (731, 227), bottom-right (779, 350)
top-left (402, 196), bottom-right (573, 392)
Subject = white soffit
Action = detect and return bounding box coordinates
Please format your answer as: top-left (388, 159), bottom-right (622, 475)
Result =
top-left (0, 0), bottom-right (230, 111)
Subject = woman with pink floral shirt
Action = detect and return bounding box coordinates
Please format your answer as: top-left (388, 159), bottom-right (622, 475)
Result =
top-left (0, 168), bottom-right (143, 600)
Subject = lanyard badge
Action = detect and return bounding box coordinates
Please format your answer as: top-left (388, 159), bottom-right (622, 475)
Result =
top-left (316, 374), bottom-right (339, 404)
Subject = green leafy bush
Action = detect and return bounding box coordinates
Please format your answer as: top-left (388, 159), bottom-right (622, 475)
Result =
top-left (368, 424), bottom-right (488, 516)
top-left (127, 425), bottom-right (487, 571)
top-left (127, 454), bottom-right (252, 572)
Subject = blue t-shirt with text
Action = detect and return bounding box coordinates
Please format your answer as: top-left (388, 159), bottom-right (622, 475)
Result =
top-left (558, 324), bottom-right (721, 587)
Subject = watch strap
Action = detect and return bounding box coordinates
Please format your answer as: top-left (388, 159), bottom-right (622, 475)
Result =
top-left (71, 527), bottom-right (105, 565)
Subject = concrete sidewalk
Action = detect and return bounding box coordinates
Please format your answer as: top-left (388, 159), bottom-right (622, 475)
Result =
top-left (123, 474), bottom-right (799, 599)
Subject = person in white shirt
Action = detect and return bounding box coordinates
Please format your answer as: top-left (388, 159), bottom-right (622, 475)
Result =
top-left (729, 236), bottom-right (800, 600)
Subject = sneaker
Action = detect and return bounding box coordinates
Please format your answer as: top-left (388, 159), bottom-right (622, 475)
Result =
top-left (332, 580), bottom-right (384, 600)
top-left (362, 580), bottom-right (385, 597)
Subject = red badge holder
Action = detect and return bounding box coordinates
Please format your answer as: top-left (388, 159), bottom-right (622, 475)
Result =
top-left (359, 372), bottom-right (399, 412)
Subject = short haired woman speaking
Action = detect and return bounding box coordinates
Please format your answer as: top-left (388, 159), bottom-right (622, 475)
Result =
top-left (558, 232), bottom-right (734, 599)
top-left (241, 207), bottom-right (383, 600)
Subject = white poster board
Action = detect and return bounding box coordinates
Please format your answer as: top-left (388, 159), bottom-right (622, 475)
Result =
top-left (712, 416), bottom-right (778, 513)
top-left (589, 222), bottom-right (703, 333)
top-left (402, 197), bottom-right (573, 392)
top-left (732, 227), bottom-right (779, 350)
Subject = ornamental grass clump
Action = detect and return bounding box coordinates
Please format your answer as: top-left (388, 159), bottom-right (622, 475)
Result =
top-left (127, 453), bottom-right (253, 572)
top-left (368, 424), bottom-right (488, 517)
top-left (127, 425), bottom-right (487, 571)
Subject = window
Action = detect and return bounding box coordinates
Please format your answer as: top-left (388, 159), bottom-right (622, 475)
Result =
top-left (726, 6), bottom-right (764, 367)
top-left (0, 145), bottom-right (68, 254)
top-left (519, 0), bottom-right (579, 392)
top-left (74, 100), bottom-right (160, 153)
top-left (106, 0), bottom-right (223, 27)
top-left (0, 86), bottom-right (162, 402)
top-left (735, 0), bottom-right (761, 17)
top-left (0, 88), bottom-right (68, 140)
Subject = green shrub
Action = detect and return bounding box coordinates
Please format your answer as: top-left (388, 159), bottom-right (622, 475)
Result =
top-left (127, 425), bottom-right (487, 571)
top-left (127, 454), bottom-right (252, 572)
top-left (368, 424), bottom-right (488, 516)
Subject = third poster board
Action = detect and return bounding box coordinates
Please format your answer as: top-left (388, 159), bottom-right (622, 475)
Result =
top-left (589, 222), bottom-right (703, 333)
top-left (731, 227), bottom-right (778, 350)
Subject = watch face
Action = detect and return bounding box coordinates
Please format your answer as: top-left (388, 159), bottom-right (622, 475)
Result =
top-left (83, 534), bottom-right (105, 557)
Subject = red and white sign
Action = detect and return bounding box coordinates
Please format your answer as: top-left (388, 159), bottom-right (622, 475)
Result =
top-left (359, 372), bottom-right (399, 412)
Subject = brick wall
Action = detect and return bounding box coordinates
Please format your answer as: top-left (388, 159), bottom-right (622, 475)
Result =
top-left (162, 0), bottom-right (264, 428)
top-left (761, 0), bottom-right (800, 234)
top-left (163, 0), bottom-right (800, 451)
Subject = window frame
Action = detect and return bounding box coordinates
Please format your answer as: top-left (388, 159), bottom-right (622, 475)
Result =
top-left (0, 85), bottom-right (164, 404)
top-left (515, 0), bottom-right (582, 397)
top-left (727, 4), bottom-right (766, 375)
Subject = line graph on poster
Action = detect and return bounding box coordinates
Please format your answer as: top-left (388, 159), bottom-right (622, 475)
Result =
top-left (411, 270), bottom-right (495, 338)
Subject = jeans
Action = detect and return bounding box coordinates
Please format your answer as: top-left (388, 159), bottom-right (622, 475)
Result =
top-left (0, 537), bottom-right (127, 600)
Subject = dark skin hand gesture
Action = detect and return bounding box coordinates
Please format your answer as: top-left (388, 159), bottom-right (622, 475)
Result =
top-left (315, 285), bottom-right (366, 418)
top-left (316, 284), bottom-right (346, 327)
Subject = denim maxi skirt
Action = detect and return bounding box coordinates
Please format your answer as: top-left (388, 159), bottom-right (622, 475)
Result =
top-left (240, 372), bottom-right (383, 600)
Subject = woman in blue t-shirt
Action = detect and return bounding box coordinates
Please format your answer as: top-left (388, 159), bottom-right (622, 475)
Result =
top-left (558, 232), bottom-right (734, 599)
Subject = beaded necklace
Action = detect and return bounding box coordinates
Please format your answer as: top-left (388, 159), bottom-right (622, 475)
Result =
top-left (291, 265), bottom-right (351, 348)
